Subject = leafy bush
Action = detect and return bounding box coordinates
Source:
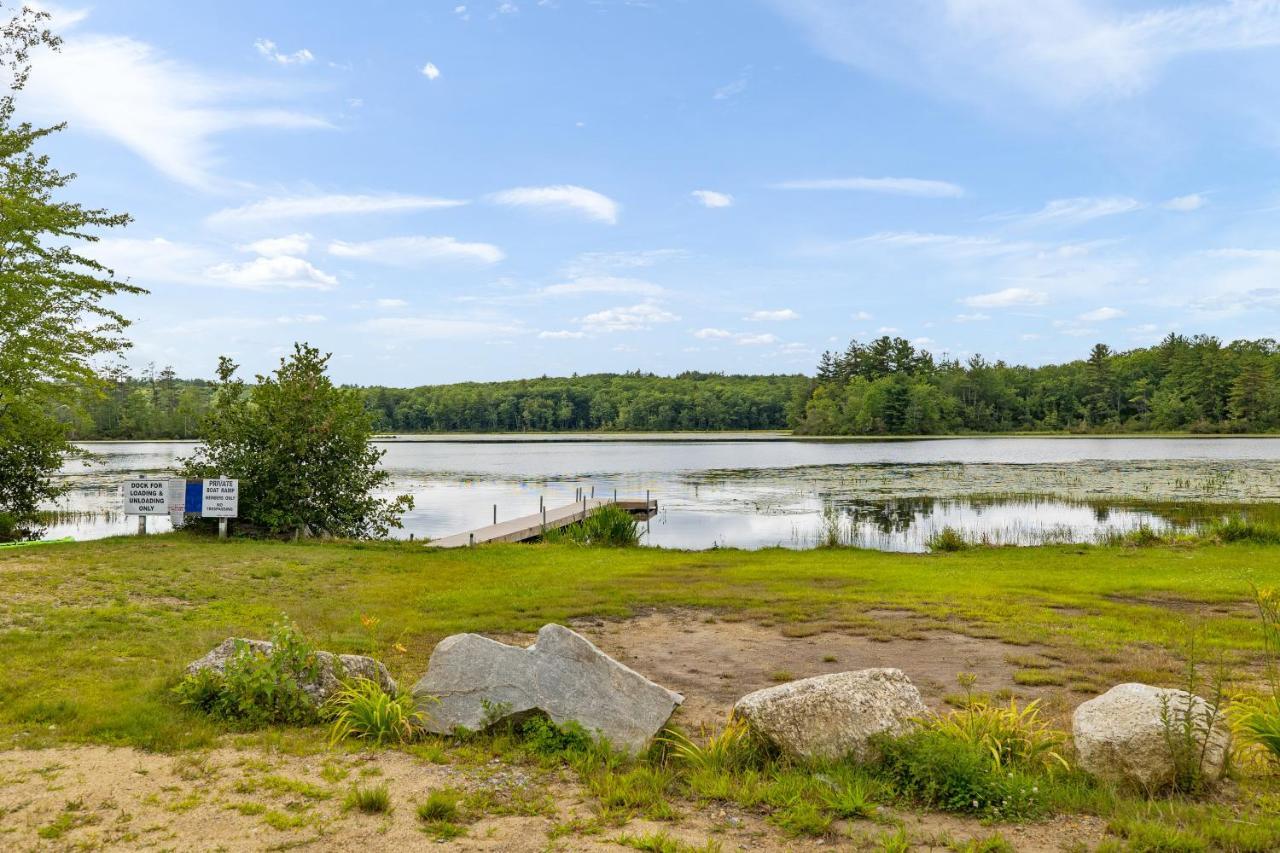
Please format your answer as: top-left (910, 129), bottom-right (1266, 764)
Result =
top-left (173, 620), bottom-right (321, 727)
top-left (547, 504), bottom-right (641, 547)
top-left (519, 715), bottom-right (595, 757)
top-left (325, 677), bottom-right (425, 747)
top-left (926, 526), bottom-right (970, 553)
top-left (875, 730), bottom-right (1047, 819)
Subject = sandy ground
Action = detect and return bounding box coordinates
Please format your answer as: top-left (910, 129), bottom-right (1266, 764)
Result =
top-left (0, 611), bottom-right (1110, 851)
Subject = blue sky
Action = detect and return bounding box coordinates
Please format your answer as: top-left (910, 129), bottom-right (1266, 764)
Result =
top-left (19, 0), bottom-right (1280, 384)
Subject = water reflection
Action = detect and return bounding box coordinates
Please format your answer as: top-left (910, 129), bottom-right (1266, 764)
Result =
top-left (39, 438), bottom-right (1280, 551)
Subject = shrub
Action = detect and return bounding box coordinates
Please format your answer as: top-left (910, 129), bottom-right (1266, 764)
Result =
top-left (660, 718), bottom-right (764, 774)
top-left (325, 677), bottom-right (425, 747)
top-left (875, 730), bottom-right (1046, 819)
top-left (926, 526), bottom-right (970, 553)
top-left (173, 620), bottom-right (321, 727)
top-left (1159, 635), bottom-right (1230, 795)
top-left (519, 714), bottom-right (596, 757)
top-left (344, 783), bottom-right (390, 814)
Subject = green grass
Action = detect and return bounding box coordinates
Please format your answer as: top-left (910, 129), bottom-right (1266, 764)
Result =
top-left (1, 534), bottom-right (1279, 750)
top-left (343, 782), bottom-right (390, 814)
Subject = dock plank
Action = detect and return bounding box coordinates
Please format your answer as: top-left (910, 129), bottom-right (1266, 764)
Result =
top-left (426, 498), bottom-right (656, 548)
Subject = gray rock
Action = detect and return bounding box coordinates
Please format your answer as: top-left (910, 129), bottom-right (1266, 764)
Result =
top-left (733, 668), bottom-right (927, 761)
top-left (412, 624), bottom-right (683, 752)
top-left (1072, 682), bottom-right (1231, 790)
top-left (185, 638), bottom-right (397, 706)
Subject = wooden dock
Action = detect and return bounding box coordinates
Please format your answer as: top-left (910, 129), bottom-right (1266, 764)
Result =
top-left (426, 498), bottom-right (658, 548)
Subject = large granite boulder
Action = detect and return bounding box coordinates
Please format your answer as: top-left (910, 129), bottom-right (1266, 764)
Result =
top-left (1073, 682), bottom-right (1231, 790)
top-left (733, 668), bottom-right (927, 761)
top-left (413, 624), bottom-right (683, 752)
top-left (186, 639), bottom-right (397, 706)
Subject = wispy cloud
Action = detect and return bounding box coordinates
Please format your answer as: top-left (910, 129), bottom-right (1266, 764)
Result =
top-left (254, 38), bottom-right (314, 65)
top-left (27, 26), bottom-right (328, 189)
top-left (207, 194), bottom-right (466, 226)
top-left (1079, 306), bottom-right (1125, 321)
top-left (540, 276), bottom-right (664, 297)
top-left (328, 236), bottom-right (505, 265)
top-left (736, 333), bottom-right (779, 346)
top-left (240, 234), bottom-right (312, 257)
top-left (1010, 196), bottom-right (1144, 228)
top-left (692, 189), bottom-right (734, 208)
top-left (489, 184), bottom-right (620, 224)
top-left (713, 76), bottom-right (748, 100)
top-left (538, 329), bottom-right (587, 339)
top-left (1164, 193), bottom-right (1207, 212)
top-left (357, 316), bottom-right (523, 339)
top-left (772, 176), bottom-right (964, 198)
top-left (766, 0), bottom-right (1280, 109)
top-left (961, 287), bottom-right (1048, 308)
top-left (693, 328), bottom-right (733, 339)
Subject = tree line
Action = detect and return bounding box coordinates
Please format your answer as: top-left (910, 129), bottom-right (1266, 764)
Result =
top-left (56, 370), bottom-right (808, 438)
top-left (795, 333), bottom-right (1280, 435)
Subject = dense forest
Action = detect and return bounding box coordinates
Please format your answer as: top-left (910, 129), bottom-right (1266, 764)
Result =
top-left (58, 370), bottom-right (807, 438)
top-left (794, 333), bottom-right (1280, 435)
top-left (54, 333), bottom-right (1280, 440)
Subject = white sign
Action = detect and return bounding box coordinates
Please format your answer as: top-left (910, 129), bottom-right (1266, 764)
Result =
top-left (202, 478), bottom-right (239, 518)
top-left (124, 479), bottom-right (170, 516)
top-left (165, 479), bottom-right (187, 513)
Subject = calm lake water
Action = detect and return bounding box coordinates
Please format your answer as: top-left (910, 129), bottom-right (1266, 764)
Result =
top-left (45, 435), bottom-right (1280, 551)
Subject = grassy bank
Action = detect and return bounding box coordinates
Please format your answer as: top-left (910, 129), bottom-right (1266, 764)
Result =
top-left (1, 536), bottom-right (1278, 751)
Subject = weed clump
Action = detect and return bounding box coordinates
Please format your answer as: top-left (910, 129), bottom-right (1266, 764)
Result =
top-left (926, 526), bottom-right (971, 553)
top-left (545, 504), bottom-right (641, 547)
top-left (324, 677), bottom-right (426, 747)
top-left (344, 783), bottom-right (391, 814)
top-left (173, 620), bottom-right (322, 727)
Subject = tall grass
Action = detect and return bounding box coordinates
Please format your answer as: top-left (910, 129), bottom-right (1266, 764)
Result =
top-left (545, 504), bottom-right (641, 547)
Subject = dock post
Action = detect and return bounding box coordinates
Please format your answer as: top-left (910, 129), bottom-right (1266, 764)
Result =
top-left (542, 507), bottom-right (547, 534)
top-left (218, 518), bottom-right (228, 540)
top-left (539, 495), bottom-right (544, 513)
top-left (493, 504), bottom-right (497, 525)
top-left (591, 486), bottom-right (595, 499)
top-left (613, 488), bottom-right (617, 503)
top-left (469, 532), bottom-right (475, 547)
top-left (646, 489), bottom-right (651, 507)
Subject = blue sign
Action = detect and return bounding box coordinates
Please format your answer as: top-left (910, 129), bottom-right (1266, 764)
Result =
top-left (184, 480), bottom-right (203, 513)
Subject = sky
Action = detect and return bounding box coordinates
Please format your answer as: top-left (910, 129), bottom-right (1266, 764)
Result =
top-left (16, 0), bottom-right (1280, 385)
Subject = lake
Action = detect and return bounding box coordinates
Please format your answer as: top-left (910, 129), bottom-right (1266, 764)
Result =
top-left (45, 435), bottom-right (1280, 550)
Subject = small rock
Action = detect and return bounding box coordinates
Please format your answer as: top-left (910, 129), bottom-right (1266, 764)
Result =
top-left (413, 624), bottom-right (682, 752)
top-left (733, 668), bottom-right (927, 761)
top-left (185, 638), bottom-right (397, 706)
top-left (1073, 682), bottom-right (1231, 790)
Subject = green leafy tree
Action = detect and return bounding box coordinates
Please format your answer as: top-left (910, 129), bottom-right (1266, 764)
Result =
top-left (0, 5), bottom-right (141, 539)
top-left (181, 344), bottom-right (413, 539)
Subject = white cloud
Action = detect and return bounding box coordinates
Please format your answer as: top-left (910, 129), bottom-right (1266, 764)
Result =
top-left (375, 298), bottom-right (409, 309)
top-left (1079, 306), bottom-right (1125, 321)
top-left (540, 276), bottom-right (663, 297)
top-left (561, 249), bottom-right (684, 277)
top-left (26, 30), bottom-right (329, 189)
top-left (240, 233), bottom-right (312, 257)
top-left (276, 313), bottom-right (327, 324)
top-left (357, 316), bottom-right (522, 339)
top-left (538, 330), bottom-right (587, 339)
top-left (736, 333), bottom-right (779, 346)
top-left (421, 62), bottom-right (441, 80)
top-left (746, 308), bottom-right (799, 321)
top-left (766, 0), bottom-right (1280, 109)
top-left (208, 194), bottom-right (466, 226)
top-left (1013, 196), bottom-right (1144, 227)
top-left (772, 177), bottom-right (964, 198)
top-left (327, 236), bottom-right (505, 265)
top-left (205, 256), bottom-right (339, 290)
top-left (579, 302), bottom-right (678, 332)
top-left (692, 189), bottom-right (734, 208)
top-left (852, 310), bottom-right (872, 320)
top-left (962, 287), bottom-right (1048, 308)
top-left (489, 185), bottom-right (620, 224)
top-left (693, 328), bottom-right (733, 339)
top-left (254, 38), bottom-right (314, 66)
top-left (954, 312), bottom-right (990, 323)
top-left (498, 2), bottom-right (519, 13)
top-left (1164, 193), bottom-right (1207, 211)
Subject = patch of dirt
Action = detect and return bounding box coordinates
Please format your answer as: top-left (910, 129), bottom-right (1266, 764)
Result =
top-left (1104, 593), bottom-right (1251, 616)
top-left (0, 745), bottom-right (1108, 851)
top-left (558, 610), bottom-right (1058, 730)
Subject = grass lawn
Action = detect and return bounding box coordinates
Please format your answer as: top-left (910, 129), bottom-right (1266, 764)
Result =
top-left (1, 535), bottom-right (1277, 750)
top-left (5, 536), bottom-right (1280, 850)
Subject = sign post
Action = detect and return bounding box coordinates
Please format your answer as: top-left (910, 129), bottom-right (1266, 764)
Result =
top-left (123, 478), bottom-right (171, 534)
top-left (201, 477), bottom-right (239, 540)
